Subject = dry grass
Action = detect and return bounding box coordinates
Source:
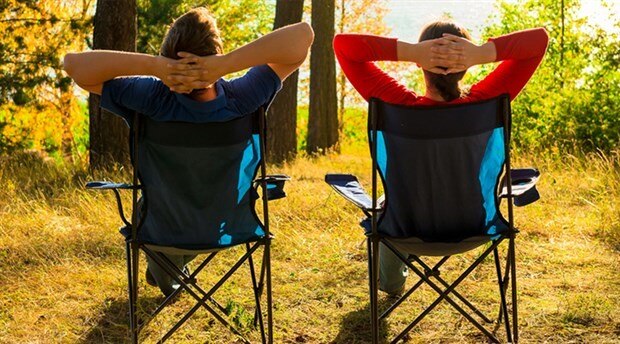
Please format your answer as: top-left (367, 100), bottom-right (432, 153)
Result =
top-left (0, 146), bottom-right (619, 343)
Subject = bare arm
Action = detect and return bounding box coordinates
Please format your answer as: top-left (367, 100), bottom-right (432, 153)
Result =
top-left (167, 22), bottom-right (314, 92)
top-left (396, 39), bottom-right (464, 74)
top-left (62, 51), bottom-right (170, 95)
top-left (396, 36), bottom-right (496, 74)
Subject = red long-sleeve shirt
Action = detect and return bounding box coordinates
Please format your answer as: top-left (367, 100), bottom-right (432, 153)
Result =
top-left (333, 28), bottom-right (549, 105)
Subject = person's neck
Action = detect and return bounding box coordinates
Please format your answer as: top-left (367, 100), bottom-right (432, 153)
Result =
top-left (189, 85), bottom-right (217, 102)
top-left (424, 89), bottom-right (445, 102)
top-left (423, 80), bottom-right (446, 102)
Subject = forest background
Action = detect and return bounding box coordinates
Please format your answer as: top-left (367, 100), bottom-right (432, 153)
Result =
top-left (1, 0), bottom-right (619, 158)
top-left (0, 0), bottom-right (619, 343)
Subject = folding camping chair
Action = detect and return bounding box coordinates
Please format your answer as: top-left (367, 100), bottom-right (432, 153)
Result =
top-left (325, 95), bottom-right (540, 343)
top-left (87, 107), bottom-right (289, 343)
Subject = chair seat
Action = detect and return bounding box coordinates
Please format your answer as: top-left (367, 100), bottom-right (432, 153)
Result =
top-left (143, 244), bottom-right (229, 256)
top-left (385, 235), bottom-right (492, 257)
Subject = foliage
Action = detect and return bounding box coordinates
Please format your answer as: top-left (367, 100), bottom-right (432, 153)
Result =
top-left (482, 0), bottom-right (620, 152)
top-left (297, 105), bottom-right (367, 152)
top-left (2, 0), bottom-right (619, 158)
top-left (0, 0), bottom-right (92, 157)
top-left (0, 0), bottom-right (274, 158)
top-left (137, 0), bottom-right (273, 55)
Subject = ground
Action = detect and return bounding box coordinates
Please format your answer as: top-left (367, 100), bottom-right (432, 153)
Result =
top-left (0, 147), bottom-right (619, 343)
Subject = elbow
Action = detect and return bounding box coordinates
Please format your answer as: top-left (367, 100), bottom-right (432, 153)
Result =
top-left (294, 22), bottom-right (314, 62)
top-left (63, 53), bottom-right (77, 77)
top-left (299, 21), bottom-right (314, 48)
top-left (63, 52), bottom-right (87, 83)
top-left (536, 27), bottom-right (550, 55)
top-left (333, 34), bottom-right (356, 60)
top-left (333, 33), bottom-right (344, 51)
top-left (538, 27), bottom-right (549, 38)
top-left (537, 27), bottom-right (550, 44)
top-left (333, 34), bottom-right (346, 59)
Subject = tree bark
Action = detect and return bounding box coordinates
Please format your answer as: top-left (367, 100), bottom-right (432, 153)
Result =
top-left (267, 0), bottom-right (304, 164)
top-left (307, 0), bottom-right (338, 154)
top-left (89, 0), bottom-right (136, 169)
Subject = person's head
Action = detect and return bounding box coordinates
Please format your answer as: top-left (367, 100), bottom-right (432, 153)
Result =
top-left (419, 21), bottom-right (471, 102)
top-left (160, 7), bottom-right (222, 97)
top-left (161, 7), bottom-right (223, 60)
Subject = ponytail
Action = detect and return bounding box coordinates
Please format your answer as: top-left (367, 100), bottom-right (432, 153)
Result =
top-left (423, 70), bottom-right (466, 102)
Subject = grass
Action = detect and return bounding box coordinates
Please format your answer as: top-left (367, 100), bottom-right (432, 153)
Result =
top-left (0, 139), bottom-right (619, 343)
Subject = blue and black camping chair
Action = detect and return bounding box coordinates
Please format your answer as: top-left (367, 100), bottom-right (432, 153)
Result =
top-left (87, 107), bottom-right (288, 343)
top-left (325, 95), bottom-right (540, 343)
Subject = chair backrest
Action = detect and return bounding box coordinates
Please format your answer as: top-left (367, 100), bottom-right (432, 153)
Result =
top-left (133, 109), bottom-right (266, 250)
top-left (368, 96), bottom-right (511, 242)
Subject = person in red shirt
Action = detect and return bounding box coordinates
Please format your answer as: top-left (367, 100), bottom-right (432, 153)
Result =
top-left (333, 21), bottom-right (548, 295)
top-left (334, 22), bottom-right (548, 105)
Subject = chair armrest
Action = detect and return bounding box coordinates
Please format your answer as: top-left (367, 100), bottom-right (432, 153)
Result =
top-left (254, 174), bottom-right (291, 201)
top-left (85, 180), bottom-right (135, 226)
top-left (325, 174), bottom-right (374, 213)
top-left (86, 181), bottom-right (136, 190)
top-left (499, 168), bottom-right (541, 206)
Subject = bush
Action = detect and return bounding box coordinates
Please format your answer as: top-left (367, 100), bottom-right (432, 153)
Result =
top-left (482, 0), bottom-right (620, 153)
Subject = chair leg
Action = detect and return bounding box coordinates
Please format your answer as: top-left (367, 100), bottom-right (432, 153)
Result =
top-left (265, 237), bottom-right (273, 344)
top-left (126, 241), bottom-right (139, 344)
top-left (509, 236), bottom-right (518, 343)
top-left (253, 248), bottom-right (267, 329)
top-left (368, 237), bottom-right (380, 344)
top-left (247, 243), bottom-right (266, 343)
top-left (493, 247), bottom-right (512, 342)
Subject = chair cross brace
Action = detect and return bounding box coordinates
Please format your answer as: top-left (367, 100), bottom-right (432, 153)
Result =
top-left (135, 239), bottom-right (268, 343)
top-left (378, 238), bottom-right (511, 344)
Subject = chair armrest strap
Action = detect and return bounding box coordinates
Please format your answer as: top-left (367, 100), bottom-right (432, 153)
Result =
top-left (85, 181), bottom-right (133, 226)
top-left (325, 174), bottom-right (373, 212)
top-left (86, 181), bottom-right (137, 190)
top-left (500, 168), bottom-right (541, 206)
top-left (254, 174), bottom-right (291, 201)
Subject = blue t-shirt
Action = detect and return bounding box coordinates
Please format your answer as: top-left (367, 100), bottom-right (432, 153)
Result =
top-left (100, 64), bottom-right (282, 125)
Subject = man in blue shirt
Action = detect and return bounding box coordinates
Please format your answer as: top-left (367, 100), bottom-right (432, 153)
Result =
top-left (64, 7), bottom-right (314, 296)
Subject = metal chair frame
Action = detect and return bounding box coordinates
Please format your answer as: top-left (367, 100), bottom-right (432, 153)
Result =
top-left (364, 95), bottom-right (519, 343)
top-left (88, 108), bottom-right (277, 343)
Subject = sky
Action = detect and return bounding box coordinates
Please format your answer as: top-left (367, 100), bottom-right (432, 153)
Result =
top-left (384, 0), bottom-right (620, 41)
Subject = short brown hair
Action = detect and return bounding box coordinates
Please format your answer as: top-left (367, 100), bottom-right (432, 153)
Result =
top-left (419, 21), bottom-right (471, 102)
top-left (160, 7), bottom-right (223, 59)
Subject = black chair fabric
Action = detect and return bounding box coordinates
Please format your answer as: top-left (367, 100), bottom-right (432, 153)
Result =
top-left (135, 114), bottom-right (265, 250)
top-left (369, 97), bottom-right (510, 242)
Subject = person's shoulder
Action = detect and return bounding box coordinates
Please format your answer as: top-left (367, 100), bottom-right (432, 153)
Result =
top-left (104, 76), bottom-right (167, 93)
top-left (122, 75), bottom-right (165, 88)
top-left (224, 65), bottom-right (281, 91)
top-left (218, 66), bottom-right (282, 116)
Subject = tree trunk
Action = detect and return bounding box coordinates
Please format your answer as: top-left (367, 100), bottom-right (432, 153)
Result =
top-left (89, 0), bottom-right (137, 169)
top-left (307, 0), bottom-right (338, 155)
top-left (267, 0), bottom-right (304, 164)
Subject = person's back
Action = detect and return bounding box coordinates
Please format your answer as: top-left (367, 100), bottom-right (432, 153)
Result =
top-left (333, 20), bottom-right (548, 295)
top-left (63, 6), bottom-right (314, 296)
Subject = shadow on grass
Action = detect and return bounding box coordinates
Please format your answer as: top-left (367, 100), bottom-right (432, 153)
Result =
top-left (79, 295), bottom-right (163, 344)
top-left (331, 297), bottom-right (395, 344)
